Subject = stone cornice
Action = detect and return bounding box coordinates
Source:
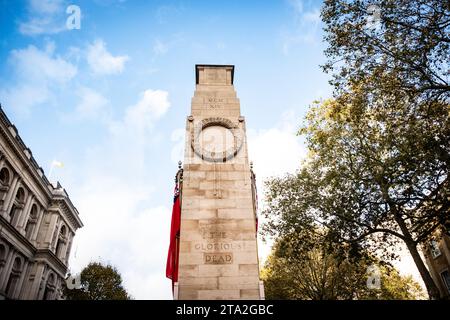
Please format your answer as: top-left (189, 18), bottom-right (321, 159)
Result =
top-left (195, 64), bottom-right (235, 85)
top-left (0, 107), bottom-right (52, 198)
top-left (49, 198), bottom-right (83, 230)
top-left (0, 214), bottom-right (36, 257)
top-left (0, 214), bottom-right (70, 274)
top-left (35, 249), bottom-right (68, 276)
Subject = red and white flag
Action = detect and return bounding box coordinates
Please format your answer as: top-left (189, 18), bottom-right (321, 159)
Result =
top-left (166, 183), bottom-right (181, 293)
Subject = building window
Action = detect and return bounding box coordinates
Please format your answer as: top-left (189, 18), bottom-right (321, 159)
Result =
top-left (9, 187), bottom-right (25, 225)
top-left (0, 243), bottom-right (7, 276)
top-left (55, 225), bottom-right (66, 258)
top-left (43, 273), bottom-right (55, 300)
top-left (430, 240), bottom-right (441, 258)
top-left (441, 270), bottom-right (450, 294)
top-left (25, 204), bottom-right (38, 240)
top-left (0, 243), bottom-right (6, 283)
top-left (0, 167), bottom-right (11, 211)
top-left (5, 257), bottom-right (22, 299)
top-left (15, 187), bottom-right (25, 203)
top-left (9, 204), bottom-right (17, 224)
top-left (0, 167), bottom-right (10, 185)
top-left (0, 244), bottom-right (6, 264)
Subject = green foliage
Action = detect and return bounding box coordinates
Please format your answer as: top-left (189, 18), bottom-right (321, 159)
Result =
top-left (320, 0), bottom-right (450, 299)
top-left (261, 0), bottom-right (449, 299)
top-left (263, 94), bottom-right (447, 298)
top-left (322, 0), bottom-right (449, 102)
top-left (64, 262), bottom-right (131, 300)
top-left (262, 235), bottom-right (426, 300)
top-left (370, 268), bottom-right (426, 300)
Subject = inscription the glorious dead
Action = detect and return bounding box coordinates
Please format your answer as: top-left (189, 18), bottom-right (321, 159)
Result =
top-left (204, 253), bottom-right (233, 264)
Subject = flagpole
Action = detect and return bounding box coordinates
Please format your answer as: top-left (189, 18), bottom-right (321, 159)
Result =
top-left (48, 163), bottom-right (55, 181)
top-left (48, 160), bottom-right (64, 185)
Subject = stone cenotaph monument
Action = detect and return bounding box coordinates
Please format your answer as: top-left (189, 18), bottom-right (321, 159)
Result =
top-left (176, 65), bottom-right (263, 300)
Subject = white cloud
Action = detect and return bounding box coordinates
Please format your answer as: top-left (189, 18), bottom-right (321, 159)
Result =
top-left (151, 34), bottom-right (185, 58)
top-left (68, 175), bottom-right (172, 299)
top-left (248, 127), bottom-right (304, 179)
top-left (19, 0), bottom-right (67, 35)
top-left (109, 89), bottom-right (170, 137)
top-left (248, 111), bottom-right (305, 180)
top-left (303, 9), bottom-right (321, 24)
top-left (66, 88), bottom-right (173, 299)
top-left (30, 0), bottom-right (64, 14)
top-left (87, 40), bottom-right (129, 75)
top-left (282, 1), bottom-right (322, 54)
top-left (247, 111), bottom-right (306, 262)
top-left (19, 17), bottom-right (64, 35)
top-left (1, 84), bottom-right (50, 115)
top-left (126, 89), bottom-right (170, 122)
top-left (74, 87), bottom-right (109, 119)
top-left (170, 128), bottom-right (186, 164)
top-left (1, 44), bottom-right (77, 114)
top-left (121, 206), bottom-right (172, 299)
top-left (288, 0), bottom-right (304, 15)
top-left (10, 44), bottom-right (77, 83)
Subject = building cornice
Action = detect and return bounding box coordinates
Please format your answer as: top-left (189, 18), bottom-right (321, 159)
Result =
top-left (0, 107), bottom-right (52, 196)
top-left (50, 197), bottom-right (83, 230)
top-left (0, 214), bottom-right (71, 274)
top-left (0, 214), bottom-right (36, 257)
top-left (0, 105), bottom-right (82, 229)
top-left (35, 249), bottom-right (68, 276)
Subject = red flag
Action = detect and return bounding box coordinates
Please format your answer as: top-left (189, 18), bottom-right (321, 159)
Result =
top-left (254, 180), bottom-right (259, 232)
top-left (166, 183), bottom-right (181, 293)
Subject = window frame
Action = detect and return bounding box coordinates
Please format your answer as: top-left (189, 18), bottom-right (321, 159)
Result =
top-left (0, 167), bottom-right (10, 186)
top-left (440, 269), bottom-right (450, 294)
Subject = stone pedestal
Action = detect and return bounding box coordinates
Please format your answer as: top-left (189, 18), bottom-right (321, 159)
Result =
top-left (177, 65), bottom-right (262, 300)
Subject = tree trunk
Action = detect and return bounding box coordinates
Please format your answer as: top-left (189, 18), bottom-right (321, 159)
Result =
top-left (403, 240), bottom-right (441, 299)
top-left (394, 214), bottom-right (441, 299)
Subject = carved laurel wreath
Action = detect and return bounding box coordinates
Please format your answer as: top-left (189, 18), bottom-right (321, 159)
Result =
top-left (191, 117), bottom-right (244, 162)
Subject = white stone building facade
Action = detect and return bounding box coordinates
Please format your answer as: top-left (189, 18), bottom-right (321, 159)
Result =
top-left (0, 106), bottom-right (83, 300)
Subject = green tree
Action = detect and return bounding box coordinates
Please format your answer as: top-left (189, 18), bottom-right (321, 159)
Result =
top-left (322, 0), bottom-right (449, 101)
top-left (263, 94), bottom-right (448, 299)
top-left (64, 262), bottom-right (131, 300)
top-left (370, 267), bottom-right (426, 300)
top-left (263, 0), bottom-right (449, 299)
top-left (320, 0), bottom-right (450, 300)
top-left (262, 235), bottom-right (426, 300)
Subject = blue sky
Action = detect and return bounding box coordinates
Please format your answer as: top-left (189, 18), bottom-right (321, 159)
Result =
top-left (1, 0), bottom-right (419, 299)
